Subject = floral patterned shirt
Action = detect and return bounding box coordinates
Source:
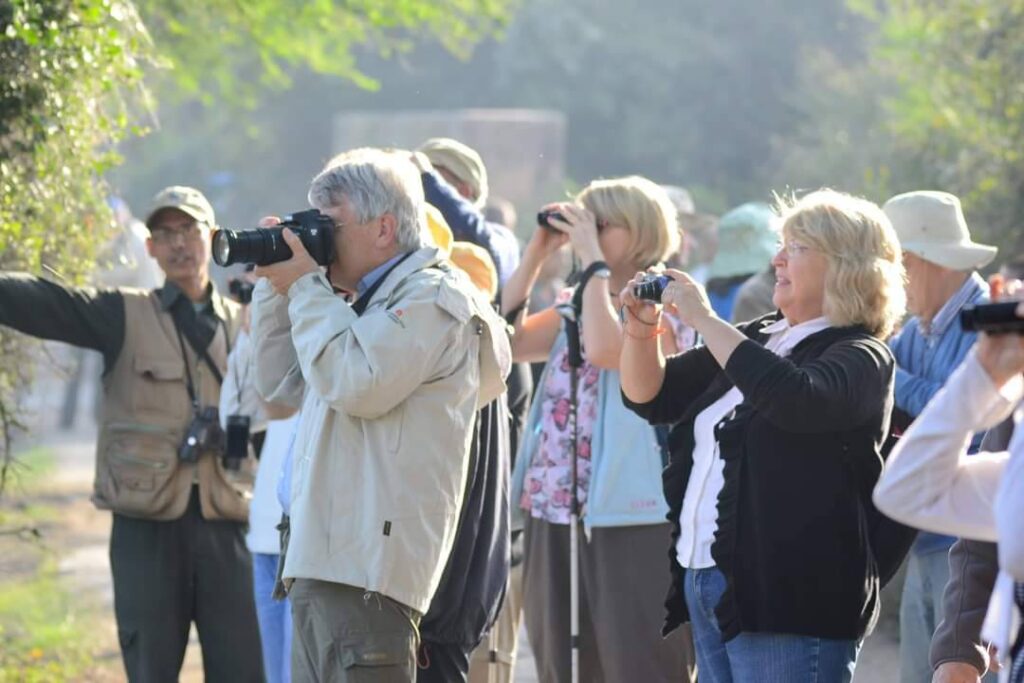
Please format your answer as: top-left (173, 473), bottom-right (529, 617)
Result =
top-left (521, 289), bottom-right (602, 524)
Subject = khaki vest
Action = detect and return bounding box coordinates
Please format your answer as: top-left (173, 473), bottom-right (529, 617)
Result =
top-left (91, 289), bottom-right (252, 521)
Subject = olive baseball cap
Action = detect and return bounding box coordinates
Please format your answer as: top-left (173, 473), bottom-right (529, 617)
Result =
top-left (144, 186), bottom-right (216, 229)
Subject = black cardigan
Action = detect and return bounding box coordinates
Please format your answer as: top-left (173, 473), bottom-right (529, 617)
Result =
top-left (624, 313), bottom-right (904, 642)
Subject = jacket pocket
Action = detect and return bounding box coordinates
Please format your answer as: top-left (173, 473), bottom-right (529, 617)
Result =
top-left (98, 421), bottom-right (180, 518)
top-left (131, 356), bottom-right (188, 416)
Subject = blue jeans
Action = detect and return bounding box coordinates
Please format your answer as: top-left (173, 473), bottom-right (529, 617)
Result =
top-left (253, 552), bottom-right (292, 683)
top-left (899, 548), bottom-right (952, 683)
top-left (683, 567), bottom-right (859, 683)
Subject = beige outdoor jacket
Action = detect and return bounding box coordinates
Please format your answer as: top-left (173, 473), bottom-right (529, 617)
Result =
top-left (250, 247), bottom-right (511, 614)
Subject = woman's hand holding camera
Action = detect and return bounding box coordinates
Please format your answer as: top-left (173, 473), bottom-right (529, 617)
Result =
top-left (252, 216), bottom-right (320, 296)
top-left (620, 270), bottom-right (663, 337)
top-left (659, 269), bottom-right (716, 329)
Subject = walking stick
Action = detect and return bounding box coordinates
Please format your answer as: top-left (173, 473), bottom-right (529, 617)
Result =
top-left (564, 283), bottom-right (587, 683)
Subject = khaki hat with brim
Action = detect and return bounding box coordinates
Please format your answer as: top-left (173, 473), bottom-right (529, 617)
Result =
top-left (145, 186), bottom-right (216, 229)
top-left (418, 137), bottom-right (488, 208)
top-left (883, 190), bottom-right (997, 271)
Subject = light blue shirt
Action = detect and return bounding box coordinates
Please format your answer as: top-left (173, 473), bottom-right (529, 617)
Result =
top-left (889, 271), bottom-right (988, 553)
top-left (890, 272), bottom-right (988, 419)
top-left (356, 252), bottom-right (408, 298)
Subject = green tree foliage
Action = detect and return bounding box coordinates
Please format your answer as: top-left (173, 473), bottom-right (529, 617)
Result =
top-left (858, 0), bottom-right (1024, 254)
top-left (772, 0), bottom-right (1024, 255)
top-left (0, 0), bottom-right (512, 485)
top-left (112, 0), bottom-right (867, 229)
top-left (135, 0), bottom-right (510, 104)
top-left (1, 0), bottom-right (153, 475)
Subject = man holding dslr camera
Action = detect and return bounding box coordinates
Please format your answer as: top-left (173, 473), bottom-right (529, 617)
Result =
top-left (0, 186), bottom-right (263, 681)
top-left (249, 148), bottom-right (511, 682)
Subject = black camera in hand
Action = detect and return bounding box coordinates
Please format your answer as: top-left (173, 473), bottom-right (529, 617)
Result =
top-left (633, 274), bottom-right (674, 303)
top-left (960, 302), bottom-right (1024, 334)
top-left (228, 278), bottom-right (255, 305)
top-left (179, 406), bottom-right (224, 463)
top-left (212, 209), bottom-right (335, 267)
top-left (536, 209), bottom-right (567, 233)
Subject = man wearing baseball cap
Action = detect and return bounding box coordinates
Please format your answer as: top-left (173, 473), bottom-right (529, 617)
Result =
top-left (882, 190), bottom-right (998, 683)
top-left (0, 186), bottom-right (262, 681)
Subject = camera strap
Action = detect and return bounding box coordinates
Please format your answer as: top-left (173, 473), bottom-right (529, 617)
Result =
top-left (170, 312), bottom-right (227, 412)
top-left (351, 251), bottom-right (416, 317)
top-left (173, 323), bottom-right (201, 412)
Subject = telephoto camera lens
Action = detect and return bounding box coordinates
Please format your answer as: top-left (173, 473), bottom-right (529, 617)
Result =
top-left (960, 302), bottom-right (1024, 334)
top-left (633, 274), bottom-right (673, 303)
top-left (211, 209), bottom-right (335, 267)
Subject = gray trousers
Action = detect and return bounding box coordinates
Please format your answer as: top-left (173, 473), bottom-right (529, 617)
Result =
top-left (110, 486), bottom-right (263, 683)
top-left (522, 517), bottom-right (697, 683)
top-left (290, 580), bottom-right (421, 683)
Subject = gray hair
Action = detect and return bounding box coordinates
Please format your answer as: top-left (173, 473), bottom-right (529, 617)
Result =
top-left (307, 148), bottom-right (426, 252)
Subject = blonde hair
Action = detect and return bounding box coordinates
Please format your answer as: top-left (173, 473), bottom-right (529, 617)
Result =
top-left (577, 176), bottom-right (680, 269)
top-left (777, 189), bottom-right (906, 339)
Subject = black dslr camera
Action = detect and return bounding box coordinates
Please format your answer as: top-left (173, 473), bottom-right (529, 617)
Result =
top-left (212, 209), bottom-right (335, 267)
top-left (960, 302), bottom-right (1024, 334)
top-left (179, 406), bottom-right (250, 470)
top-left (179, 406), bottom-right (224, 463)
top-left (633, 274), bottom-right (674, 303)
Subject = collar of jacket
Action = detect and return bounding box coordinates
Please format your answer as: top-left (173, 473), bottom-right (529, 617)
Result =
top-left (748, 310), bottom-right (872, 350)
top-left (158, 280), bottom-right (228, 321)
top-left (359, 246), bottom-right (445, 309)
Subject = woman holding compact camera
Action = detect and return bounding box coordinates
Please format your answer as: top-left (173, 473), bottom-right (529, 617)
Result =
top-left (619, 190), bottom-right (908, 682)
top-left (502, 176), bottom-right (695, 683)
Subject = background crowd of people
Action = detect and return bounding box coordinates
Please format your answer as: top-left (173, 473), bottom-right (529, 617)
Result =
top-left (1, 136), bottom-right (1023, 683)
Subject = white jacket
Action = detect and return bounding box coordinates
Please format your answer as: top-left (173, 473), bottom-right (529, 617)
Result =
top-left (250, 247), bottom-right (510, 614)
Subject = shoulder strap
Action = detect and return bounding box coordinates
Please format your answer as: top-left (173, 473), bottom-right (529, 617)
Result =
top-left (351, 252), bottom-right (417, 317)
top-left (169, 307), bottom-right (225, 387)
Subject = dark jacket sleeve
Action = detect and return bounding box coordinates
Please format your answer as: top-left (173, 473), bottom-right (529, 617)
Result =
top-left (724, 336), bottom-right (892, 433)
top-left (0, 272), bottom-right (126, 370)
top-left (421, 171), bottom-right (520, 284)
top-left (928, 415), bottom-right (1012, 674)
top-left (929, 538), bottom-right (999, 674)
top-left (622, 345), bottom-right (720, 425)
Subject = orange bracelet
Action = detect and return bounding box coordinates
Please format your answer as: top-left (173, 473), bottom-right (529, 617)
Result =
top-left (623, 325), bottom-right (667, 340)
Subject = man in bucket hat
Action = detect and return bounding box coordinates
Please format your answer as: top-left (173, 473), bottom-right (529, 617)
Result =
top-left (882, 190), bottom-right (998, 683)
top-left (0, 185), bottom-right (262, 682)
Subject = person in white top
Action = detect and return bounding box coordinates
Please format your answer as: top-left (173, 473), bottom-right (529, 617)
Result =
top-left (874, 309), bottom-right (1024, 682)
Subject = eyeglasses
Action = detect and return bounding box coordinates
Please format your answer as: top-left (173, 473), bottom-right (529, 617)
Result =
top-left (150, 222), bottom-right (204, 245)
top-left (776, 240), bottom-right (811, 257)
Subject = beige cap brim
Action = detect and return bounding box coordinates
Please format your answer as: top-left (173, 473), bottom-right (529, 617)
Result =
top-left (145, 204), bottom-right (209, 229)
top-left (901, 240), bottom-right (998, 271)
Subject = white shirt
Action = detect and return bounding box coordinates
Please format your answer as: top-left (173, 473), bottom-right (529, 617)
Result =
top-left (677, 316), bottom-right (832, 569)
top-left (872, 351), bottom-right (1024, 673)
top-left (247, 413), bottom-right (300, 554)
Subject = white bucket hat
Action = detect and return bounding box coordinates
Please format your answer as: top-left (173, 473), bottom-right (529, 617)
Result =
top-left (882, 190), bottom-right (997, 270)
